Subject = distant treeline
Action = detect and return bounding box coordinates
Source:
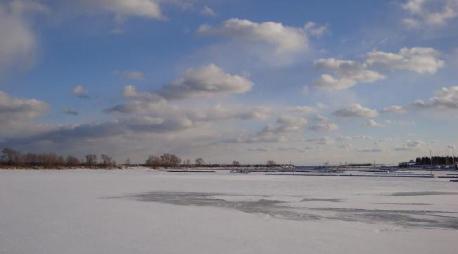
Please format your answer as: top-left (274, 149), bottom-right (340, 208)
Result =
top-left (0, 148), bottom-right (118, 169)
top-left (0, 148), bottom-right (281, 169)
top-left (415, 156), bottom-right (458, 165)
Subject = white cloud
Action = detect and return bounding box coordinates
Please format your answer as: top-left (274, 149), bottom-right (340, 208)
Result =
top-left (366, 47), bottom-right (444, 74)
top-left (0, 90), bottom-right (47, 133)
top-left (73, 85), bottom-right (89, 98)
top-left (123, 85), bottom-right (138, 97)
top-left (0, 2), bottom-right (37, 72)
top-left (304, 22), bottom-right (327, 37)
top-left (108, 84), bottom-right (269, 125)
top-left (270, 116), bottom-right (308, 133)
top-left (313, 58), bottom-right (385, 90)
top-left (412, 86), bottom-right (458, 109)
top-left (402, 0), bottom-right (458, 28)
top-left (406, 140), bottom-right (425, 148)
top-left (311, 47), bottom-right (443, 91)
top-left (107, 86), bottom-right (167, 114)
top-left (308, 121), bottom-right (338, 132)
top-left (201, 6), bottom-right (216, 17)
top-left (382, 105), bottom-right (406, 113)
top-left (231, 116), bottom-right (307, 144)
top-left (308, 115), bottom-right (338, 132)
top-left (357, 148), bottom-right (382, 153)
top-left (198, 18), bottom-right (310, 55)
top-left (78, 0), bottom-right (163, 20)
top-left (159, 64), bottom-right (253, 99)
top-left (188, 105), bottom-right (271, 122)
top-left (288, 106), bottom-right (316, 115)
top-left (0, 90), bottom-right (47, 120)
top-left (9, 0), bottom-right (49, 15)
top-left (333, 104), bottom-right (378, 118)
top-left (306, 137), bottom-right (334, 145)
top-left (365, 119), bottom-right (385, 128)
top-left (394, 139), bottom-right (425, 151)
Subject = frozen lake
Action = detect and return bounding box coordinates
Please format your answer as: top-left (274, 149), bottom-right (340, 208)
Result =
top-left (1, 169), bottom-right (457, 254)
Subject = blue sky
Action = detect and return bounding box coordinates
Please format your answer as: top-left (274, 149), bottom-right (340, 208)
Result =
top-left (1, 0), bottom-right (458, 164)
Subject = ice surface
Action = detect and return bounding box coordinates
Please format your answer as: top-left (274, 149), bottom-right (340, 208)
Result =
top-left (1, 169), bottom-right (458, 254)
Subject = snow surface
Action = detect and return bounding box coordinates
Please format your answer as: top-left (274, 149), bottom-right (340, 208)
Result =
top-left (1, 169), bottom-right (457, 254)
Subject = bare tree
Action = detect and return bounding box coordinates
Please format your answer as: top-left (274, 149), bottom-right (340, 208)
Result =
top-left (232, 160), bottom-right (241, 166)
top-left (195, 158), bottom-right (205, 166)
top-left (85, 154), bottom-right (97, 167)
top-left (146, 153), bottom-right (181, 168)
top-left (66, 156), bottom-right (80, 167)
top-left (267, 160), bottom-right (276, 166)
top-left (101, 154), bottom-right (114, 167)
top-left (160, 153), bottom-right (181, 167)
top-left (1, 148), bottom-right (21, 165)
top-left (146, 155), bottom-right (161, 167)
top-left (183, 159), bottom-right (191, 166)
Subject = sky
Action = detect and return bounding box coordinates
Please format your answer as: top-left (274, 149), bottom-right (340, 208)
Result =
top-left (1, 0), bottom-right (458, 165)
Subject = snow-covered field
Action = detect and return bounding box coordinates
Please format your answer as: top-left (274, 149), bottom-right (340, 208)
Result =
top-left (1, 169), bottom-right (457, 254)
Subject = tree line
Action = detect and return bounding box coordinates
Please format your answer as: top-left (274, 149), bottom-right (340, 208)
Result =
top-left (415, 156), bottom-right (458, 166)
top-left (1, 147), bottom-right (280, 169)
top-left (0, 148), bottom-right (117, 169)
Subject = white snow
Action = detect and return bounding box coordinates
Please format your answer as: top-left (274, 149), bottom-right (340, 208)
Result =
top-left (1, 169), bottom-right (457, 254)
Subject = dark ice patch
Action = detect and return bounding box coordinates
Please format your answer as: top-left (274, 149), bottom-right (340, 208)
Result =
top-left (388, 191), bottom-right (458, 196)
top-left (301, 198), bottom-right (342, 202)
top-left (115, 191), bottom-right (458, 230)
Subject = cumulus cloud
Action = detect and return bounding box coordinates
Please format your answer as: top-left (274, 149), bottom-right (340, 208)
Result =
top-left (231, 116), bottom-right (307, 143)
top-left (73, 85), bottom-right (89, 98)
top-left (9, 0), bottom-right (49, 15)
top-left (412, 86), bottom-right (458, 109)
top-left (382, 105), bottom-right (406, 114)
top-left (333, 104), bottom-right (378, 118)
top-left (159, 64), bottom-right (253, 99)
top-left (311, 47), bottom-right (443, 90)
top-left (357, 148), bottom-right (382, 153)
top-left (313, 58), bottom-right (385, 90)
top-left (109, 65), bottom-right (253, 114)
top-left (304, 22), bottom-right (328, 37)
top-left (189, 105), bottom-right (271, 122)
top-left (269, 116), bottom-right (308, 133)
top-left (308, 115), bottom-right (338, 132)
top-left (198, 18), bottom-right (310, 55)
top-left (366, 47), bottom-right (444, 74)
top-left (336, 135), bottom-right (374, 142)
top-left (0, 90), bottom-right (47, 134)
top-left (308, 121), bottom-right (338, 132)
top-left (0, 2), bottom-right (38, 72)
top-left (200, 6), bottom-right (216, 17)
top-left (0, 90), bottom-right (47, 120)
top-left (107, 85), bottom-right (167, 114)
top-left (77, 0), bottom-right (163, 20)
top-left (402, 0), bottom-right (458, 28)
top-left (107, 84), bottom-right (269, 134)
top-left (394, 140), bottom-right (425, 151)
top-left (3, 114), bottom-right (196, 147)
top-left (288, 106), bottom-right (317, 115)
top-left (306, 137), bottom-right (334, 145)
top-left (365, 119), bottom-right (385, 128)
